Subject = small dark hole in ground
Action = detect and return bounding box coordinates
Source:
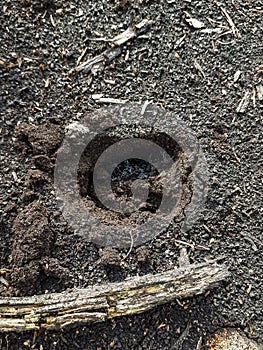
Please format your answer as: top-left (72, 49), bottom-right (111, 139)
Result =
top-left (78, 124), bottom-right (182, 215)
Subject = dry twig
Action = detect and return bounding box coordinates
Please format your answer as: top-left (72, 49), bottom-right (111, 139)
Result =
top-left (236, 90), bottom-right (251, 113)
top-left (220, 6), bottom-right (240, 38)
top-left (69, 19), bottom-right (152, 74)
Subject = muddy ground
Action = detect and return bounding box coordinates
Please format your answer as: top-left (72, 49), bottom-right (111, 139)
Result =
top-left (0, 0), bottom-right (262, 349)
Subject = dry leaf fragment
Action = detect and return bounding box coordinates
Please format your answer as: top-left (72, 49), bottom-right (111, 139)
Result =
top-left (196, 336), bottom-right (202, 350)
top-left (256, 85), bottom-right (263, 100)
top-left (185, 12), bottom-right (205, 28)
top-left (200, 28), bottom-right (222, 34)
top-left (39, 63), bottom-right (45, 71)
top-left (91, 94), bottom-right (127, 104)
top-left (236, 91), bottom-right (251, 113)
top-left (44, 78), bottom-right (50, 88)
top-left (95, 97), bottom-right (127, 104)
top-left (110, 19), bottom-right (152, 46)
top-left (187, 18), bottom-right (205, 28)
top-left (0, 276), bottom-right (9, 287)
top-left (255, 64), bottom-right (263, 75)
top-left (178, 248), bottom-right (190, 267)
top-left (50, 14), bottom-right (56, 27)
top-left (7, 62), bottom-right (15, 68)
top-left (233, 70), bottom-right (242, 83)
top-left (91, 93), bottom-right (104, 100)
top-left (109, 340), bottom-right (115, 348)
top-left (56, 8), bottom-right (63, 14)
top-left (194, 59), bottom-right (206, 78)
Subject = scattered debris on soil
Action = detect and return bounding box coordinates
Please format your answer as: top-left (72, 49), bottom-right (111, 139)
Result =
top-left (0, 0), bottom-right (262, 348)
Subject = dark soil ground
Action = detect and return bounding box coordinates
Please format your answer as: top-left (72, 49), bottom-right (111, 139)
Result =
top-left (0, 0), bottom-right (262, 349)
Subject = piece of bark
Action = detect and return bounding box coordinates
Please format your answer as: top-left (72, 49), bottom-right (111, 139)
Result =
top-left (0, 260), bottom-right (229, 332)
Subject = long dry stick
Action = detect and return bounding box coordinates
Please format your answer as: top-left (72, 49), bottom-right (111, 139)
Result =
top-left (0, 260), bottom-right (229, 332)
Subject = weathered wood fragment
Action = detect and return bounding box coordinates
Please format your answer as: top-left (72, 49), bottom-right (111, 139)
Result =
top-left (0, 260), bottom-right (229, 332)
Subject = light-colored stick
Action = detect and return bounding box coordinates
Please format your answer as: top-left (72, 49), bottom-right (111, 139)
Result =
top-left (0, 260), bottom-right (229, 332)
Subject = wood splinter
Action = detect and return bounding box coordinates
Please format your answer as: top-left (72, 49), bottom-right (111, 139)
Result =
top-left (0, 260), bottom-right (229, 332)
